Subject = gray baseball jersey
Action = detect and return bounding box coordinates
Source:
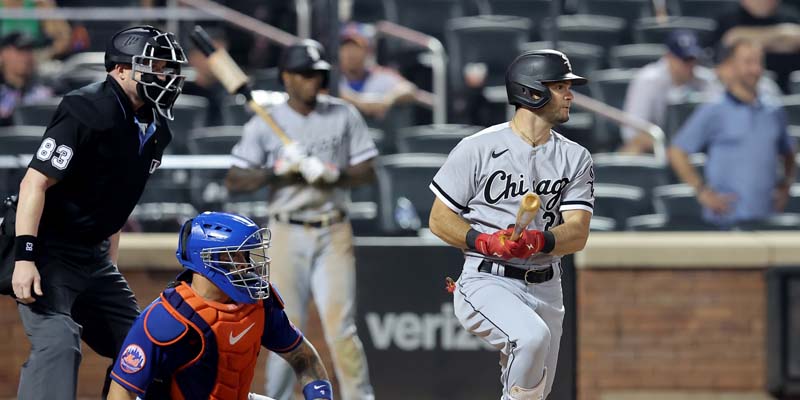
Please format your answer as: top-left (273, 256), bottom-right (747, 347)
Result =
top-left (429, 122), bottom-right (595, 269)
top-left (230, 95), bottom-right (378, 219)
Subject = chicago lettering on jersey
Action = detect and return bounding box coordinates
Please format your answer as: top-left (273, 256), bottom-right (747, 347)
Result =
top-left (484, 170), bottom-right (570, 209)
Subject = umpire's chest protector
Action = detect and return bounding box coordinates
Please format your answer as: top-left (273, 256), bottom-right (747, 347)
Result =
top-left (156, 283), bottom-right (265, 400)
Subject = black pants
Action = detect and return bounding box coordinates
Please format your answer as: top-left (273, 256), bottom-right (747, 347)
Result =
top-left (17, 239), bottom-right (139, 400)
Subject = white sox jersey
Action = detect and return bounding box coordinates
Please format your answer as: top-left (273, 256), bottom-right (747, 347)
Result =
top-left (230, 95), bottom-right (378, 219)
top-left (429, 122), bottom-right (595, 268)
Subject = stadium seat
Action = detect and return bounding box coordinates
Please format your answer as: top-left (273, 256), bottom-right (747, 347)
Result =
top-left (221, 98), bottom-right (253, 126)
top-left (170, 95), bottom-right (210, 154)
top-left (664, 96), bottom-right (705, 139)
top-left (609, 43), bottom-right (666, 69)
top-left (785, 184), bottom-right (800, 213)
top-left (577, 0), bottom-right (659, 22)
top-left (653, 183), bottom-right (702, 220)
top-left (592, 183), bottom-right (648, 229)
top-left (188, 126), bottom-right (244, 155)
top-left (550, 15), bottom-right (626, 55)
top-left (519, 41), bottom-right (605, 81)
top-left (251, 68), bottom-right (282, 91)
top-left (351, 0), bottom-right (395, 22)
top-left (625, 213), bottom-right (717, 231)
top-left (138, 169), bottom-right (193, 205)
top-left (475, 0), bottom-right (558, 40)
top-left (555, 112), bottom-right (598, 152)
top-left (395, 124), bottom-right (482, 153)
top-left (781, 95), bottom-right (800, 126)
top-left (588, 68), bottom-right (638, 145)
top-left (0, 126), bottom-right (45, 155)
top-left (677, 0), bottom-right (739, 19)
top-left (736, 213), bottom-right (800, 231)
top-left (790, 71), bottom-right (800, 95)
top-left (590, 215), bottom-right (617, 231)
top-left (13, 98), bottom-right (62, 126)
top-left (392, 0), bottom-right (465, 41)
top-left (375, 153), bottom-right (447, 235)
top-left (445, 15), bottom-right (531, 91)
top-left (633, 17), bottom-right (717, 46)
top-left (592, 153), bottom-right (670, 214)
top-left (129, 202), bottom-right (197, 233)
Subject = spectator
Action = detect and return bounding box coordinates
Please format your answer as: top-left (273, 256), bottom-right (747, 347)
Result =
top-left (712, 0), bottom-right (800, 92)
top-left (708, 41), bottom-right (783, 101)
top-left (338, 22), bottom-right (417, 120)
top-left (619, 30), bottom-right (716, 154)
top-left (1, 0), bottom-right (74, 60)
top-left (181, 29), bottom-right (228, 127)
top-left (0, 31), bottom-right (53, 126)
top-left (668, 40), bottom-right (796, 229)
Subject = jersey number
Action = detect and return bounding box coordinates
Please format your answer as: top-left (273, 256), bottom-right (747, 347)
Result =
top-left (36, 138), bottom-right (74, 170)
top-left (543, 211), bottom-right (560, 231)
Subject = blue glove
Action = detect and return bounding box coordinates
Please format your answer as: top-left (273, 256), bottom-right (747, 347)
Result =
top-left (303, 380), bottom-right (333, 400)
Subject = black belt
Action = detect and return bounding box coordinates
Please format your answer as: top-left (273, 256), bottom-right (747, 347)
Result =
top-left (478, 260), bottom-right (554, 284)
top-left (271, 212), bottom-right (346, 228)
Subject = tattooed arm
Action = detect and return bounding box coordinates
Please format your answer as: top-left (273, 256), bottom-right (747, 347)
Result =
top-left (279, 337), bottom-right (330, 390)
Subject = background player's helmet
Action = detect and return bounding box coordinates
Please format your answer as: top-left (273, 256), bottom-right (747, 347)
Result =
top-left (278, 39), bottom-right (331, 88)
top-left (105, 25), bottom-right (187, 120)
top-left (505, 49), bottom-right (587, 110)
top-left (176, 212), bottom-right (271, 304)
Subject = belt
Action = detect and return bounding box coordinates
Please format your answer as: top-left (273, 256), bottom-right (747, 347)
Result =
top-left (477, 260), bottom-right (554, 284)
top-left (271, 211), bottom-right (346, 228)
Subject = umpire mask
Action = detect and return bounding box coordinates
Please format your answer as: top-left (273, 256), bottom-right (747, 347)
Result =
top-left (131, 31), bottom-right (187, 120)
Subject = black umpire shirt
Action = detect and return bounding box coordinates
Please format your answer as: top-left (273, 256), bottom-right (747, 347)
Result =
top-left (27, 75), bottom-right (171, 246)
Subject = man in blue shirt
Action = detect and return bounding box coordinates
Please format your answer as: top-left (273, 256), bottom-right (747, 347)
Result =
top-left (669, 39), bottom-right (796, 228)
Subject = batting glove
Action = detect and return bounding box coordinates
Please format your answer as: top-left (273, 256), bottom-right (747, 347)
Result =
top-left (274, 142), bottom-right (306, 175)
top-left (474, 228), bottom-right (519, 260)
top-left (299, 156), bottom-right (339, 184)
top-left (510, 229), bottom-right (545, 259)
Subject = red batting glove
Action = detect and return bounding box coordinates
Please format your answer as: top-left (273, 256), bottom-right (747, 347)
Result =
top-left (510, 229), bottom-right (545, 259)
top-left (475, 228), bottom-right (519, 259)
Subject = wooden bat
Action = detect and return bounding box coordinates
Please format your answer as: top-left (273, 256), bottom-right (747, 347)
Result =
top-left (190, 25), bottom-right (292, 145)
top-left (510, 193), bottom-right (541, 241)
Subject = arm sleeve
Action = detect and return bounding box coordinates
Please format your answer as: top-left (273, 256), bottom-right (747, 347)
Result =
top-left (429, 140), bottom-right (478, 214)
top-left (621, 71), bottom-right (656, 141)
top-left (230, 117), bottom-right (274, 168)
top-left (27, 104), bottom-right (88, 181)
top-left (345, 104), bottom-right (379, 166)
top-left (109, 312), bottom-right (165, 396)
top-left (261, 296), bottom-right (304, 353)
top-left (559, 150), bottom-right (595, 213)
top-left (671, 104), bottom-right (715, 154)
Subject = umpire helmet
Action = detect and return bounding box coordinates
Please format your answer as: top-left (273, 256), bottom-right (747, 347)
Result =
top-left (506, 49), bottom-right (587, 110)
top-left (105, 25), bottom-right (187, 120)
top-left (177, 212), bottom-right (271, 304)
top-left (279, 39), bottom-right (331, 87)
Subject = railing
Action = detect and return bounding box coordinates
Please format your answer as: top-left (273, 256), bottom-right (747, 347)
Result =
top-left (374, 20), bottom-right (447, 124)
top-left (572, 92), bottom-right (668, 164)
top-left (178, 0), bottom-right (299, 46)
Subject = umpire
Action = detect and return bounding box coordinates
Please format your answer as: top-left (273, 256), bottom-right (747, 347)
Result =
top-left (8, 26), bottom-right (186, 400)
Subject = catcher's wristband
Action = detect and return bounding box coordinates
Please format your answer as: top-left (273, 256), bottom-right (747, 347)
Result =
top-left (302, 380), bottom-right (333, 400)
top-left (465, 228), bottom-right (481, 250)
top-left (15, 235), bottom-right (38, 262)
top-left (542, 231), bottom-right (556, 253)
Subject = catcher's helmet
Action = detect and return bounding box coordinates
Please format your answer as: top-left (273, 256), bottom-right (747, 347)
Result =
top-left (105, 25), bottom-right (187, 120)
top-left (279, 39), bottom-right (331, 87)
top-left (506, 49), bottom-right (587, 110)
top-left (176, 212), bottom-right (271, 304)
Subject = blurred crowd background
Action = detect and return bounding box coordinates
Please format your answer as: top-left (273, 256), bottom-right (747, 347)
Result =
top-left (1, 0), bottom-right (800, 236)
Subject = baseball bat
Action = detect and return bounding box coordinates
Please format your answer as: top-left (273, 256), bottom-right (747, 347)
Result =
top-left (510, 193), bottom-right (541, 241)
top-left (190, 25), bottom-right (292, 145)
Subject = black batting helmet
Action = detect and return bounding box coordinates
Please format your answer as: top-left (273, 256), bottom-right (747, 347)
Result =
top-left (279, 39), bottom-right (331, 87)
top-left (505, 49), bottom-right (587, 110)
top-left (105, 25), bottom-right (187, 120)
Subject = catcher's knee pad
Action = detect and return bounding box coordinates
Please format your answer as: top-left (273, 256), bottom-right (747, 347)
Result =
top-left (509, 368), bottom-right (546, 400)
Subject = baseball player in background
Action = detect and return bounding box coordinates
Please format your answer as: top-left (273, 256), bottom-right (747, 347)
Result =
top-left (428, 50), bottom-right (595, 400)
top-left (107, 212), bottom-right (332, 400)
top-left (225, 40), bottom-right (376, 400)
